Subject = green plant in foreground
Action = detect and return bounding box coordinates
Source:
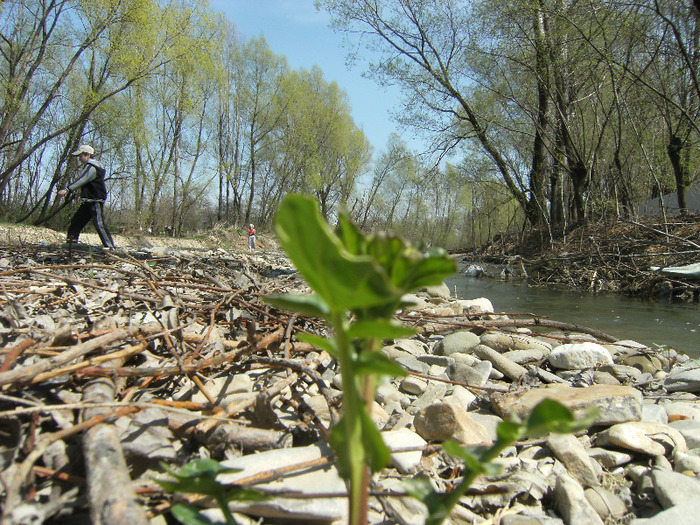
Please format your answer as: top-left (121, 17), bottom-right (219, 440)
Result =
top-left (155, 459), bottom-right (266, 525)
top-left (157, 195), bottom-right (595, 525)
top-left (405, 398), bottom-right (598, 525)
top-left (265, 194), bottom-right (456, 524)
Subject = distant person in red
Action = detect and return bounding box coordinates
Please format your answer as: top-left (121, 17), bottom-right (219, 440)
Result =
top-left (57, 145), bottom-right (115, 249)
top-left (248, 224), bottom-right (256, 251)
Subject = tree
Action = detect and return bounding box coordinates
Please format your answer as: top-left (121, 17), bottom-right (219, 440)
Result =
top-left (319, 0), bottom-right (546, 225)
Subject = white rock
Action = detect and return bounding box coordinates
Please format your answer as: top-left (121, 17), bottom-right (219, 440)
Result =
top-left (548, 342), bottom-right (614, 370)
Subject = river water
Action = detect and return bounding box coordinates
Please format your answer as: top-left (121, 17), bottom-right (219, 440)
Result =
top-left (444, 267), bottom-right (700, 359)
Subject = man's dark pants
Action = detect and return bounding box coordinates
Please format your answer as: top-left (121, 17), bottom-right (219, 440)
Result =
top-left (67, 201), bottom-right (115, 249)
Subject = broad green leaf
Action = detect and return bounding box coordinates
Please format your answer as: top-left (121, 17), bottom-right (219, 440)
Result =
top-left (264, 293), bottom-right (330, 318)
top-left (274, 195), bottom-right (397, 311)
top-left (335, 208), bottom-right (365, 255)
top-left (346, 319), bottom-right (415, 340)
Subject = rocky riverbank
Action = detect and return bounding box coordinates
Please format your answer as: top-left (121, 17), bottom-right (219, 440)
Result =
top-left (1, 241), bottom-right (700, 524)
top-left (470, 214), bottom-right (700, 302)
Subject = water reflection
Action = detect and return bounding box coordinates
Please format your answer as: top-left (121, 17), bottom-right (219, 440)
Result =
top-left (445, 271), bottom-right (700, 358)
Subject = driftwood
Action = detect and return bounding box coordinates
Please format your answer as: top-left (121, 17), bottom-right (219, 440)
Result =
top-left (81, 358), bottom-right (148, 525)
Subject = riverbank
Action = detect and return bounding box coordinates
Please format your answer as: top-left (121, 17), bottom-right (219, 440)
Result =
top-left (1, 241), bottom-right (700, 523)
top-left (468, 214), bottom-right (700, 302)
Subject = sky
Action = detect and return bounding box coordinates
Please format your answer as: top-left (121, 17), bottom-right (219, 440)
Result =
top-left (207, 0), bottom-right (407, 155)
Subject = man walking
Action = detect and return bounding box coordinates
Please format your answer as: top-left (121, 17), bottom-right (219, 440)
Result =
top-left (57, 145), bottom-right (115, 249)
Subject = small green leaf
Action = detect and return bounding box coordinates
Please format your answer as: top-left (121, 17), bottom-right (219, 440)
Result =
top-left (495, 419), bottom-right (525, 444)
top-left (225, 487), bottom-right (270, 502)
top-left (525, 399), bottom-right (598, 437)
top-left (171, 504), bottom-right (217, 525)
top-left (264, 293), bottom-right (330, 318)
top-left (526, 398), bottom-right (573, 432)
top-left (296, 333), bottom-right (338, 357)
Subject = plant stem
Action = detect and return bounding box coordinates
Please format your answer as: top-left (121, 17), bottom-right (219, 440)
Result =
top-left (332, 312), bottom-right (368, 525)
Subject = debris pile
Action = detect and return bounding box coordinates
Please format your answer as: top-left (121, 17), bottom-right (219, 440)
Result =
top-left (1, 242), bottom-right (700, 524)
top-left (475, 215), bottom-right (700, 301)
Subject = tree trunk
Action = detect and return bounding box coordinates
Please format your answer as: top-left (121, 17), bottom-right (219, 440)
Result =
top-left (667, 134), bottom-right (688, 215)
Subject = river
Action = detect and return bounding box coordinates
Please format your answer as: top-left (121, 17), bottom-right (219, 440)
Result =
top-left (444, 266), bottom-right (700, 359)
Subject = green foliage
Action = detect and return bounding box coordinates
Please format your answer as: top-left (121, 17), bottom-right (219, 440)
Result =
top-left (265, 194), bottom-right (456, 524)
top-left (405, 399), bottom-right (599, 525)
top-left (155, 459), bottom-right (267, 525)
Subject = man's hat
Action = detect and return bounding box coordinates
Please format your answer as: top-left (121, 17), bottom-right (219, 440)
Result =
top-left (71, 144), bottom-right (94, 156)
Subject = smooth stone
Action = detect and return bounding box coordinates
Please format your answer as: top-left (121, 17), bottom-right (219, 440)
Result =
top-left (673, 451), bottom-right (700, 475)
top-left (546, 433), bottom-right (600, 487)
top-left (451, 352), bottom-right (480, 367)
top-left (630, 501), bottom-right (700, 524)
top-left (375, 382), bottom-right (408, 406)
top-left (651, 468), bottom-right (700, 508)
top-left (400, 376), bottom-right (428, 395)
top-left (621, 354), bottom-right (664, 375)
top-left (442, 385), bottom-right (477, 410)
top-left (663, 401), bottom-right (700, 421)
top-left (457, 297), bottom-right (494, 315)
top-left (433, 331), bottom-right (481, 356)
top-left (393, 338), bottom-right (430, 357)
top-left (553, 472), bottom-right (604, 525)
top-left (379, 478), bottom-right (429, 522)
top-left (411, 381), bottom-right (448, 411)
top-left (596, 422), bottom-right (687, 456)
top-left (472, 344), bottom-right (528, 381)
top-left (218, 444), bottom-right (346, 522)
top-left (665, 368), bottom-right (700, 393)
top-left (490, 384), bottom-right (643, 426)
top-left (642, 404), bottom-right (669, 424)
top-left (413, 402), bottom-right (492, 445)
top-left (593, 371), bottom-right (620, 385)
top-left (587, 447), bottom-right (634, 469)
top-left (446, 360), bottom-right (492, 387)
top-left (382, 427), bottom-right (427, 474)
top-left (599, 364), bottom-right (644, 382)
top-left (669, 419), bottom-right (700, 449)
top-left (417, 354), bottom-right (454, 367)
top-left (394, 355), bottom-right (430, 374)
top-left (370, 402), bottom-right (390, 429)
top-left (401, 293), bottom-right (431, 311)
top-left (584, 486), bottom-right (627, 520)
top-left (468, 412), bottom-right (504, 442)
top-left (503, 348), bottom-right (549, 364)
top-left (422, 282), bottom-right (451, 300)
top-left (480, 332), bottom-right (552, 353)
top-left (547, 342), bottom-right (613, 370)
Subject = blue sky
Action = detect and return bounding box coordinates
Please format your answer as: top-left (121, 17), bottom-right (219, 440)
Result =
top-left (207, 0), bottom-right (405, 154)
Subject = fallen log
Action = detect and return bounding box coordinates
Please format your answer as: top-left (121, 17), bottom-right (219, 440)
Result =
top-left (81, 360), bottom-right (148, 525)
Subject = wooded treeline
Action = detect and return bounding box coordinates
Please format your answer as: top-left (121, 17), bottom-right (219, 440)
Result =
top-left (1, 0), bottom-right (698, 249)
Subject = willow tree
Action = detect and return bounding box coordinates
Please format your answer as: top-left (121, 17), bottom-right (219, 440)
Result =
top-left (0, 0), bottom-right (200, 223)
top-left (319, 0), bottom-right (549, 225)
